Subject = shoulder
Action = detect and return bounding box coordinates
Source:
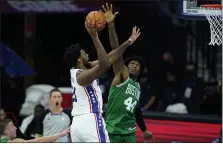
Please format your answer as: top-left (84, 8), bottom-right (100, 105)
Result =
top-left (62, 108), bottom-right (72, 122)
top-left (10, 138), bottom-right (26, 143)
top-left (63, 108), bottom-right (71, 115)
top-left (76, 69), bottom-right (83, 76)
top-left (115, 77), bottom-right (130, 88)
top-left (71, 69), bottom-right (84, 79)
top-left (38, 109), bottom-right (50, 120)
top-left (63, 108), bottom-right (72, 115)
top-left (70, 68), bottom-right (83, 77)
top-left (70, 68), bottom-right (82, 73)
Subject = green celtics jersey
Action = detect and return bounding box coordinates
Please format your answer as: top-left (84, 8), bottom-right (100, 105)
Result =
top-left (105, 77), bottom-right (140, 134)
top-left (0, 138), bottom-right (8, 143)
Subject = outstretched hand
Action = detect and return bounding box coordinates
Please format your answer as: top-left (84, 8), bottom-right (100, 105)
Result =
top-left (85, 20), bottom-right (99, 37)
top-left (129, 26), bottom-right (141, 44)
top-left (58, 127), bottom-right (71, 137)
top-left (101, 3), bottom-right (118, 24)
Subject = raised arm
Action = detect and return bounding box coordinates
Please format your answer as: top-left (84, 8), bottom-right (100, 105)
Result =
top-left (77, 21), bottom-right (110, 86)
top-left (102, 3), bottom-right (119, 49)
top-left (90, 26), bottom-right (141, 80)
top-left (102, 3), bottom-right (123, 74)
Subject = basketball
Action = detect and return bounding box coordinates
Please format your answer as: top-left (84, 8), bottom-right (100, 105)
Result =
top-left (85, 11), bottom-right (106, 31)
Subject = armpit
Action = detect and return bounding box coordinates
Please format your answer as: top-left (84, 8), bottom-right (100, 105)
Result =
top-left (76, 69), bottom-right (83, 77)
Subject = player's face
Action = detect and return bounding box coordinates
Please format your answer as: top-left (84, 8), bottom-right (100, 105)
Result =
top-left (5, 122), bottom-right (17, 138)
top-left (0, 109), bottom-right (6, 120)
top-left (127, 60), bottom-right (141, 76)
top-left (80, 49), bottom-right (89, 62)
top-left (50, 91), bottom-right (63, 107)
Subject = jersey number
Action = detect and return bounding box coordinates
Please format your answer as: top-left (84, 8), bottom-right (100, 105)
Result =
top-left (73, 87), bottom-right (77, 102)
top-left (124, 97), bottom-right (137, 113)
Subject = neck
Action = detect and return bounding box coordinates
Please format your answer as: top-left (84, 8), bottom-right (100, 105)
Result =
top-left (77, 62), bottom-right (91, 70)
top-left (129, 74), bottom-right (138, 81)
top-left (50, 106), bottom-right (62, 113)
top-left (76, 64), bottom-right (86, 70)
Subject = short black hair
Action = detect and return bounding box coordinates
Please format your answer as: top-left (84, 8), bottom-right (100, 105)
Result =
top-left (49, 88), bottom-right (62, 97)
top-left (125, 55), bottom-right (145, 75)
top-left (64, 43), bottom-right (82, 68)
top-left (0, 119), bottom-right (12, 135)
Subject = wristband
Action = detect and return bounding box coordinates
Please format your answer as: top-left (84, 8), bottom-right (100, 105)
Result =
top-left (128, 38), bottom-right (133, 45)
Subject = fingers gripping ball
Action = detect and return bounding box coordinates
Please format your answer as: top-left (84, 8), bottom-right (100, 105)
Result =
top-left (86, 11), bottom-right (106, 31)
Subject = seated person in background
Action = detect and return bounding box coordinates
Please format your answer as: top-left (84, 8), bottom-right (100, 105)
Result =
top-left (0, 109), bottom-right (25, 139)
top-left (0, 109), bottom-right (6, 121)
top-left (158, 72), bottom-right (178, 112)
top-left (176, 62), bottom-right (204, 114)
top-left (0, 119), bottom-right (70, 143)
top-left (140, 67), bottom-right (158, 111)
top-left (20, 105), bottom-right (44, 139)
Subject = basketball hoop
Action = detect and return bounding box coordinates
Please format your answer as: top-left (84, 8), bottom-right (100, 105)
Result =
top-left (201, 4), bottom-right (222, 46)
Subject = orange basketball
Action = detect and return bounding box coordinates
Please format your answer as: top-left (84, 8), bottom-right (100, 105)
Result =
top-left (85, 11), bottom-right (106, 31)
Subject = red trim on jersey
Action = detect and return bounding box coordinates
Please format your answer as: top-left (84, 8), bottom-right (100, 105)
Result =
top-left (83, 87), bottom-right (92, 113)
top-left (94, 114), bottom-right (101, 142)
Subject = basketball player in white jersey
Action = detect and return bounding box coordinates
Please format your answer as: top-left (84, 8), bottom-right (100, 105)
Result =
top-left (64, 18), bottom-right (141, 142)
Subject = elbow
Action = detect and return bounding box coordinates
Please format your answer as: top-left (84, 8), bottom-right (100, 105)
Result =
top-left (100, 59), bottom-right (111, 71)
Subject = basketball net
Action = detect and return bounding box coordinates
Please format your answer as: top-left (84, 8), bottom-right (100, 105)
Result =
top-left (201, 5), bottom-right (222, 46)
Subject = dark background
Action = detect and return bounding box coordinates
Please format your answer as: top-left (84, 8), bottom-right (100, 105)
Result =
top-left (1, 1), bottom-right (186, 85)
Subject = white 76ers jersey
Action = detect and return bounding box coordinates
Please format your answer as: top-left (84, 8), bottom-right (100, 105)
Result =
top-left (70, 68), bottom-right (103, 117)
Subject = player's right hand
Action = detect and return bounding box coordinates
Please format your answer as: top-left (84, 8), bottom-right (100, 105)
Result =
top-left (85, 21), bottom-right (99, 37)
top-left (101, 3), bottom-right (118, 24)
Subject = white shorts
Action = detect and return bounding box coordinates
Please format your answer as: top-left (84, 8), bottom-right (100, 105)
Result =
top-left (70, 113), bottom-right (110, 143)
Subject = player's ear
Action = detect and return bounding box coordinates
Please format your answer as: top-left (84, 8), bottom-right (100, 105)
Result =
top-left (4, 128), bottom-right (9, 135)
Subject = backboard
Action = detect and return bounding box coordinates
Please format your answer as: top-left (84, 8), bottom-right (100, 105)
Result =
top-left (178, 0), bottom-right (222, 20)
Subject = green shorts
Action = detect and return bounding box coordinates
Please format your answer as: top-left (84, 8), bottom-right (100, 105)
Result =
top-left (109, 132), bottom-right (136, 143)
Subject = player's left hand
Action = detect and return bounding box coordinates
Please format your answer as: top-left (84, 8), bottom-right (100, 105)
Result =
top-left (129, 26), bottom-right (141, 44)
top-left (101, 3), bottom-right (118, 24)
top-left (143, 130), bottom-right (154, 142)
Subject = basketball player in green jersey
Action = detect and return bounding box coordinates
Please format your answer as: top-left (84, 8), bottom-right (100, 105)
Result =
top-left (101, 3), bottom-right (154, 143)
